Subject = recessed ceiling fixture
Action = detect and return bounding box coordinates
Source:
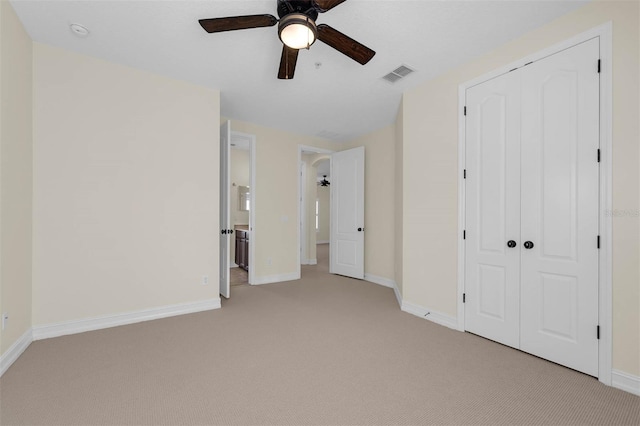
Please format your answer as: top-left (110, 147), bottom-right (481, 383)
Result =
top-left (69, 23), bottom-right (90, 38)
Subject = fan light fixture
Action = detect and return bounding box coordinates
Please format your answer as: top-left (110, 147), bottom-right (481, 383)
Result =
top-left (278, 13), bottom-right (317, 49)
top-left (319, 175), bottom-right (330, 187)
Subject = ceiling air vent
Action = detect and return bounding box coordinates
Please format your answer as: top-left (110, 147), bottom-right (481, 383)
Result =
top-left (382, 64), bottom-right (415, 83)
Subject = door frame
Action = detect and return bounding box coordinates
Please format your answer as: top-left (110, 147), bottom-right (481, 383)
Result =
top-left (297, 145), bottom-right (334, 276)
top-left (457, 23), bottom-right (612, 385)
top-left (230, 131), bottom-right (257, 285)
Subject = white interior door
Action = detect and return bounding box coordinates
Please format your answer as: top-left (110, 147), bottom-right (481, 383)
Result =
top-left (219, 121), bottom-right (231, 299)
top-left (300, 161), bottom-right (307, 264)
top-left (330, 146), bottom-right (364, 279)
top-left (465, 70), bottom-right (522, 348)
top-left (519, 38), bottom-right (600, 376)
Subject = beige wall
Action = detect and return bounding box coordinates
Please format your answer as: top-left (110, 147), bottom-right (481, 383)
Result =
top-left (225, 120), bottom-right (338, 281)
top-left (32, 43), bottom-right (220, 325)
top-left (344, 125), bottom-right (396, 282)
top-left (0, 1), bottom-right (32, 354)
top-left (317, 185), bottom-right (330, 243)
top-left (394, 102), bottom-right (404, 296)
top-left (401, 0), bottom-right (639, 375)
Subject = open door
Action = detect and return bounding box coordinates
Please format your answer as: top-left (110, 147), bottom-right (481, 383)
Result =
top-left (330, 146), bottom-right (365, 279)
top-left (219, 121), bottom-right (231, 298)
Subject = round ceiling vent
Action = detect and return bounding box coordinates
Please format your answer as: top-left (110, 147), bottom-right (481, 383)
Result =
top-left (69, 23), bottom-right (90, 38)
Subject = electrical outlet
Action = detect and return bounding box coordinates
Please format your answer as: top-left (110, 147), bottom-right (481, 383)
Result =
top-left (202, 275), bottom-right (209, 285)
top-left (2, 313), bottom-right (8, 330)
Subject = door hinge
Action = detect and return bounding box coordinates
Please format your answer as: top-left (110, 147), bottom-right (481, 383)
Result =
top-left (463, 293), bottom-right (466, 303)
top-left (597, 325), bottom-right (600, 340)
top-left (597, 235), bottom-right (600, 249)
top-left (463, 230), bottom-right (466, 240)
top-left (597, 149), bottom-right (601, 163)
top-left (463, 169), bottom-right (466, 179)
top-left (597, 59), bottom-right (601, 73)
top-left (463, 106), bottom-right (467, 116)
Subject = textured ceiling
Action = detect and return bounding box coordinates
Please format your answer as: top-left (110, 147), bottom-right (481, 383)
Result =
top-left (11, 0), bottom-right (588, 141)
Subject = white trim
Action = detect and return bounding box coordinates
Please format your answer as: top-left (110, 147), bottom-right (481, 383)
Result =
top-left (0, 329), bottom-right (33, 377)
top-left (362, 273), bottom-right (402, 308)
top-left (300, 161), bottom-right (308, 265)
top-left (457, 78), bottom-right (467, 333)
top-left (316, 240), bottom-right (329, 244)
top-left (457, 23), bottom-right (613, 384)
top-left (596, 22), bottom-right (613, 387)
top-left (611, 370), bottom-right (640, 396)
top-left (251, 272), bottom-right (300, 285)
top-left (401, 301), bottom-right (459, 330)
top-left (364, 273), bottom-right (395, 289)
top-left (393, 283), bottom-right (402, 308)
top-left (32, 298), bottom-right (221, 340)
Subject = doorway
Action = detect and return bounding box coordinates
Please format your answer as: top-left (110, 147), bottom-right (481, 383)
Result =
top-left (298, 146), bottom-right (333, 276)
top-left (219, 120), bottom-right (256, 298)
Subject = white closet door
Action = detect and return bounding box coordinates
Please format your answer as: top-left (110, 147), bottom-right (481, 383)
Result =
top-left (465, 71), bottom-right (522, 348)
top-left (519, 38), bottom-right (600, 376)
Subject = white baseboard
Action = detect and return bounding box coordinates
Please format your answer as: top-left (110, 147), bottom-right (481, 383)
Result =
top-left (393, 282), bottom-right (403, 308)
top-left (32, 298), bottom-right (221, 341)
top-left (301, 259), bottom-right (317, 265)
top-left (364, 273), bottom-right (395, 289)
top-left (251, 272), bottom-right (300, 285)
top-left (612, 369), bottom-right (640, 396)
top-left (364, 274), bottom-right (401, 309)
top-left (0, 328), bottom-right (33, 377)
top-left (401, 301), bottom-right (459, 330)
top-left (316, 240), bottom-right (329, 244)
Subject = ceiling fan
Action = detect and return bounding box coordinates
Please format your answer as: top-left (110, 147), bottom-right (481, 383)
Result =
top-left (318, 175), bottom-right (330, 186)
top-left (198, 0), bottom-right (376, 80)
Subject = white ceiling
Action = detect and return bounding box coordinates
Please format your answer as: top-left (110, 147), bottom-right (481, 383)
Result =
top-left (11, 0), bottom-right (588, 141)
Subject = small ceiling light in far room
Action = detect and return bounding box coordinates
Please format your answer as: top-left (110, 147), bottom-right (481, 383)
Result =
top-left (69, 23), bottom-right (90, 38)
top-left (278, 13), bottom-right (317, 49)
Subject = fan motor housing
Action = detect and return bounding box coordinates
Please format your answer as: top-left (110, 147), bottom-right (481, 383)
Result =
top-left (277, 0), bottom-right (319, 20)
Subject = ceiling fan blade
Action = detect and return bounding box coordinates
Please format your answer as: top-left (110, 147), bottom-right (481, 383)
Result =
top-left (317, 24), bottom-right (375, 65)
top-left (278, 45), bottom-right (299, 80)
top-left (199, 15), bottom-right (278, 33)
top-left (313, 0), bottom-right (347, 12)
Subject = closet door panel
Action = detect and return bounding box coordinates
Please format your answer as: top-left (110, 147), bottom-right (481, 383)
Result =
top-left (465, 71), bottom-right (521, 348)
top-left (520, 38), bottom-right (600, 376)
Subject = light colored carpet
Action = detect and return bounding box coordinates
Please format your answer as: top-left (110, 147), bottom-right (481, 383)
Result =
top-left (1, 244), bottom-right (638, 425)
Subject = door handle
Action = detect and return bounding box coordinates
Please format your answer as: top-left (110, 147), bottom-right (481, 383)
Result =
top-left (357, 227), bottom-right (364, 232)
top-left (228, 229), bottom-right (234, 234)
top-left (524, 241), bottom-right (534, 249)
top-left (221, 230), bottom-right (227, 234)
top-left (507, 240), bottom-right (517, 248)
